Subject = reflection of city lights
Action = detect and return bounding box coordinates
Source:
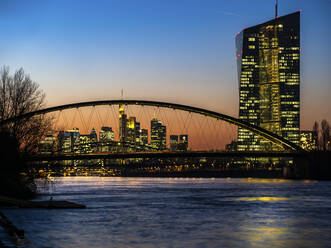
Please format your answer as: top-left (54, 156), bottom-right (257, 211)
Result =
top-left (238, 197), bottom-right (289, 202)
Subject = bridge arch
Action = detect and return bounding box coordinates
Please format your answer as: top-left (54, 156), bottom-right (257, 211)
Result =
top-left (0, 99), bottom-right (302, 151)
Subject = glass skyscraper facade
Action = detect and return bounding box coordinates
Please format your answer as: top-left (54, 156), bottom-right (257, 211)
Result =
top-left (236, 11), bottom-right (300, 151)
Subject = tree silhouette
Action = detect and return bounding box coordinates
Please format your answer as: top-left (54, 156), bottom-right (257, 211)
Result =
top-left (312, 121), bottom-right (319, 150)
top-left (0, 66), bottom-right (52, 153)
top-left (321, 120), bottom-right (330, 151)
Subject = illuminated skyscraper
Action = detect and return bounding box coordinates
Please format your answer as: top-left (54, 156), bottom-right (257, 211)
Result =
top-left (119, 104), bottom-right (127, 145)
top-left (178, 134), bottom-right (188, 151)
top-left (99, 126), bottom-right (114, 152)
top-left (151, 118), bottom-right (166, 150)
top-left (170, 135), bottom-right (178, 150)
top-left (300, 131), bottom-right (315, 151)
top-left (38, 134), bottom-right (56, 154)
top-left (236, 11), bottom-right (300, 151)
top-left (140, 129), bottom-right (148, 147)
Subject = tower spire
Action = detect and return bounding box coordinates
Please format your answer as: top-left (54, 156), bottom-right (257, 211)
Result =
top-left (275, 0), bottom-right (278, 19)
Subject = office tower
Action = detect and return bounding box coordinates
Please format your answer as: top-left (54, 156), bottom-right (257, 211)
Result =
top-left (300, 131), bottom-right (315, 151)
top-left (59, 128), bottom-right (80, 153)
top-left (236, 11), bottom-right (300, 151)
top-left (140, 129), bottom-right (148, 147)
top-left (99, 127), bottom-right (114, 142)
top-left (89, 128), bottom-right (98, 152)
top-left (79, 134), bottom-right (92, 153)
top-left (178, 134), bottom-right (188, 151)
top-left (151, 118), bottom-right (166, 150)
top-left (134, 121), bottom-right (141, 145)
top-left (99, 126), bottom-right (114, 152)
top-left (126, 117), bottom-right (136, 145)
top-left (119, 104), bottom-right (127, 145)
top-left (170, 135), bottom-right (179, 150)
top-left (38, 134), bottom-right (56, 154)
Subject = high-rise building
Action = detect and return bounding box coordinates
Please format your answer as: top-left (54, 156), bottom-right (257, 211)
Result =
top-left (99, 126), bottom-right (114, 152)
top-left (89, 128), bottom-right (98, 152)
top-left (38, 134), bottom-right (56, 154)
top-left (300, 131), bottom-right (315, 151)
top-left (178, 134), bottom-right (189, 151)
top-left (151, 118), bottom-right (166, 150)
top-left (119, 104), bottom-right (127, 145)
top-left (59, 128), bottom-right (80, 153)
top-left (140, 129), bottom-right (148, 147)
top-left (79, 134), bottom-right (92, 153)
top-left (126, 117), bottom-right (136, 145)
top-left (236, 11), bottom-right (300, 151)
top-left (170, 135), bottom-right (178, 150)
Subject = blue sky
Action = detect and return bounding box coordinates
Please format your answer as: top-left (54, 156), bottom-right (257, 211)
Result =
top-left (1, 0), bottom-right (330, 129)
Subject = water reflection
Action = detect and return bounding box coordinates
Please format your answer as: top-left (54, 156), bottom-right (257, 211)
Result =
top-left (237, 197), bottom-right (290, 202)
top-left (2, 177), bottom-right (331, 248)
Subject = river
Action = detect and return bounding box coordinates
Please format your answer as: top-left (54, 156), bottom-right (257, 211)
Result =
top-left (1, 177), bottom-right (331, 248)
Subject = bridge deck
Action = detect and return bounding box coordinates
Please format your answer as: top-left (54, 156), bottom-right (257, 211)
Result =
top-left (28, 151), bottom-right (308, 161)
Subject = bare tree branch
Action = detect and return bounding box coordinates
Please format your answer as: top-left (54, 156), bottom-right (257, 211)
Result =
top-left (0, 66), bottom-right (52, 153)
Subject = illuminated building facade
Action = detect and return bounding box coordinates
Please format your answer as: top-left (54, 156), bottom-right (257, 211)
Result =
top-left (79, 135), bottom-right (92, 153)
top-left (178, 135), bottom-right (188, 151)
top-left (300, 131), bottom-right (315, 151)
top-left (151, 118), bottom-right (166, 150)
top-left (126, 117), bottom-right (137, 145)
top-left (236, 11), bottom-right (300, 151)
top-left (140, 129), bottom-right (148, 147)
top-left (99, 126), bottom-right (114, 152)
top-left (58, 128), bottom-right (80, 153)
top-left (119, 104), bottom-right (127, 145)
top-left (90, 128), bottom-right (98, 152)
top-left (38, 134), bottom-right (56, 154)
top-left (170, 135), bottom-right (178, 150)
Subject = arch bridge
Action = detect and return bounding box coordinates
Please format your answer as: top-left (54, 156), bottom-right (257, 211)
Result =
top-left (1, 99), bottom-right (304, 162)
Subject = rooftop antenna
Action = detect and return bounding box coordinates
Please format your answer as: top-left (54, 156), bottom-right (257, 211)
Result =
top-left (275, 0), bottom-right (278, 19)
top-left (121, 89), bottom-right (123, 100)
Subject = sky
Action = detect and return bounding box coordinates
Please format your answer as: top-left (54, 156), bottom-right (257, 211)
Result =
top-left (1, 0), bottom-right (330, 130)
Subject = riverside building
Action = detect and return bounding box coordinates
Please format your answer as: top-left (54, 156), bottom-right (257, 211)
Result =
top-left (235, 10), bottom-right (300, 151)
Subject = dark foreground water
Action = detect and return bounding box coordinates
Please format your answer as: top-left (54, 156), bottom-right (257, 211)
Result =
top-left (1, 177), bottom-right (331, 248)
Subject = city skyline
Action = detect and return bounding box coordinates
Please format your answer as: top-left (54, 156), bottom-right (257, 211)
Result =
top-left (39, 105), bottom-right (190, 154)
top-left (1, 0), bottom-right (330, 131)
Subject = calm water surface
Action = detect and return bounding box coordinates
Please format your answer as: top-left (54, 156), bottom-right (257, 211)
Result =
top-left (2, 177), bottom-right (331, 248)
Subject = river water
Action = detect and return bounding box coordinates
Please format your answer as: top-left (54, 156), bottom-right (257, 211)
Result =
top-left (1, 177), bottom-right (331, 248)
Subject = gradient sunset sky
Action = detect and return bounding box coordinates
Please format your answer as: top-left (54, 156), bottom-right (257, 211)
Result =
top-left (1, 0), bottom-right (330, 130)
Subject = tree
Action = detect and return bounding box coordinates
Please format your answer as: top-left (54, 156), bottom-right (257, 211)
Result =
top-left (0, 66), bottom-right (52, 153)
top-left (321, 120), bottom-right (330, 151)
top-left (312, 121), bottom-right (319, 150)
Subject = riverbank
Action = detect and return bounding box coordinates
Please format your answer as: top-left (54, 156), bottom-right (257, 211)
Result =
top-left (0, 195), bottom-right (85, 209)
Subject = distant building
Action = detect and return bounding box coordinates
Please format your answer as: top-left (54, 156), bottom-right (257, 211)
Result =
top-left (140, 129), bottom-right (148, 147)
top-left (170, 135), bottom-right (178, 150)
top-left (38, 134), bottom-right (56, 154)
top-left (236, 11), bottom-right (300, 151)
top-left (89, 128), bottom-right (98, 152)
top-left (58, 128), bottom-right (80, 153)
top-left (226, 140), bottom-right (238, 151)
top-left (151, 118), bottom-right (166, 150)
top-left (300, 131), bottom-right (315, 151)
top-left (99, 126), bottom-right (114, 152)
top-left (178, 135), bottom-right (188, 151)
top-left (119, 104), bottom-right (127, 145)
top-left (126, 117), bottom-right (137, 145)
top-left (79, 134), bottom-right (92, 153)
